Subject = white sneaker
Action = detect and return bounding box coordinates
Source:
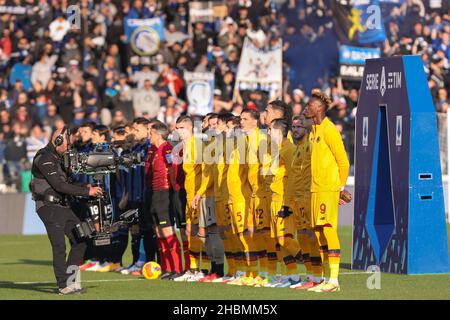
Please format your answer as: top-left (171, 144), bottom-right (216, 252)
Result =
top-left (94, 262), bottom-right (110, 272)
top-left (120, 263), bottom-right (141, 275)
top-left (187, 271), bottom-right (205, 282)
top-left (85, 261), bottom-right (101, 272)
top-left (173, 270), bottom-right (195, 282)
top-left (265, 275), bottom-right (283, 288)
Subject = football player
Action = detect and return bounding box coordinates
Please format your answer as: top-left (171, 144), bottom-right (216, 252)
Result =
top-left (265, 119), bottom-right (302, 288)
top-left (289, 115), bottom-right (324, 290)
top-left (304, 92), bottom-right (350, 292)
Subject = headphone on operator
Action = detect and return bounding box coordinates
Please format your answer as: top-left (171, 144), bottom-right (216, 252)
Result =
top-left (54, 126), bottom-right (68, 147)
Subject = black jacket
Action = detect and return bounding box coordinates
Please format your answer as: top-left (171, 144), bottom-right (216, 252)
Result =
top-left (31, 143), bottom-right (89, 209)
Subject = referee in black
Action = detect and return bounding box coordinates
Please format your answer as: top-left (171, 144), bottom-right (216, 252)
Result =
top-left (30, 127), bottom-right (102, 295)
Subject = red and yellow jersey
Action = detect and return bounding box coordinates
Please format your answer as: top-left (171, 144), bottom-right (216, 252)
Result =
top-left (289, 136), bottom-right (312, 199)
top-left (182, 135), bottom-right (203, 199)
top-left (226, 133), bottom-right (251, 203)
top-left (269, 139), bottom-right (296, 203)
top-left (310, 117), bottom-right (349, 192)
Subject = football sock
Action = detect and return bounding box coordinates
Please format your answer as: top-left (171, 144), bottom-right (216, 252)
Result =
top-left (157, 238), bottom-right (170, 272)
top-left (214, 263), bottom-right (224, 277)
top-left (315, 229), bottom-right (330, 281)
top-left (223, 230), bottom-right (236, 276)
top-left (298, 232), bottom-right (313, 276)
top-left (167, 234), bottom-right (183, 274)
top-left (282, 250), bottom-right (298, 276)
top-left (131, 234), bottom-right (140, 265)
top-left (323, 226), bottom-right (341, 284)
top-left (188, 234), bottom-right (202, 270)
top-left (309, 232), bottom-right (323, 281)
top-left (143, 231), bottom-right (158, 263)
top-left (182, 240), bottom-right (190, 271)
top-left (280, 235), bottom-right (302, 262)
top-left (266, 234), bottom-right (278, 275)
top-left (255, 232), bottom-right (268, 275)
top-left (201, 243), bottom-right (211, 272)
top-left (209, 231), bottom-right (225, 265)
top-left (239, 233), bottom-right (258, 278)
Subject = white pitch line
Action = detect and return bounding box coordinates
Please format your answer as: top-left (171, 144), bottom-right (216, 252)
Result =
top-left (10, 272), bottom-right (367, 285)
top-left (12, 278), bottom-right (145, 285)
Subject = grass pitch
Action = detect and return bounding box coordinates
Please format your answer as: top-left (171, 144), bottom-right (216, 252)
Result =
top-left (0, 226), bottom-right (449, 300)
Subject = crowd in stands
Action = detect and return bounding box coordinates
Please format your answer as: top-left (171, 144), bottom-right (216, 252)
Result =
top-left (0, 0), bottom-right (448, 192)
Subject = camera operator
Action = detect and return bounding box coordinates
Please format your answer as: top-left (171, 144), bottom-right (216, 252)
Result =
top-left (30, 126), bottom-right (102, 295)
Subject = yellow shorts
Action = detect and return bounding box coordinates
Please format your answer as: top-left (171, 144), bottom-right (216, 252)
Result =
top-left (270, 201), bottom-right (297, 239)
top-left (249, 196), bottom-right (270, 230)
top-left (230, 200), bottom-right (249, 234)
top-left (185, 197), bottom-right (199, 225)
top-left (291, 194), bottom-right (311, 230)
top-left (215, 199), bottom-right (232, 227)
top-left (311, 192), bottom-right (340, 228)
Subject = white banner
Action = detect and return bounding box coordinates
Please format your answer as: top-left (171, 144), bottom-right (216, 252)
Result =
top-left (185, 72), bottom-right (214, 116)
top-left (235, 38), bottom-right (282, 92)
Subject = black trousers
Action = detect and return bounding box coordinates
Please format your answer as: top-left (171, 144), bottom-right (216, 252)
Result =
top-left (37, 205), bottom-right (87, 289)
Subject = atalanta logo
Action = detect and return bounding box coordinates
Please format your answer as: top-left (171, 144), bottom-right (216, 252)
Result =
top-left (131, 26), bottom-right (160, 56)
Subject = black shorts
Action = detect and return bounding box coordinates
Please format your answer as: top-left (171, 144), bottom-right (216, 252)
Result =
top-left (170, 189), bottom-right (187, 229)
top-left (150, 190), bottom-right (172, 227)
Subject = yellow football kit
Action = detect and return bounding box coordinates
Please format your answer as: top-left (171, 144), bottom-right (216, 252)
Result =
top-left (183, 135), bottom-right (203, 225)
top-left (310, 117), bottom-right (349, 227)
top-left (310, 116), bottom-right (349, 286)
top-left (213, 134), bottom-right (232, 227)
top-left (289, 137), bottom-right (312, 230)
top-left (247, 128), bottom-right (271, 230)
top-left (269, 139), bottom-right (297, 239)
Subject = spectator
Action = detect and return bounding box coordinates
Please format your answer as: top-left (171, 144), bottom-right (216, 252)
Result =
top-left (49, 14), bottom-right (71, 43)
top-left (31, 53), bottom-right (58, 89)
top-left (132, 79), bottom-right (160, 118)
top-left (132, 64), bottom-right (159, 89)
top-left (436, 87), bottom-right (450, 113)
top-left (26, 124), bottom-right (48, 162)
top-left (4, 123), bottom-right (27, 189)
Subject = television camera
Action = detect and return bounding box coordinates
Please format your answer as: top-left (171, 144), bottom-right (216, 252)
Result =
top-left (65, 143), bottom-right (142, 246)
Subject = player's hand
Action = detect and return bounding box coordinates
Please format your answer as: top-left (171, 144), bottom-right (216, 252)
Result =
top-left (89, 186), bottom-right (103, 197)
top-left (339, 190), bottom-right (352, 205)
top-left (192, 194), bottom-right (201, 209)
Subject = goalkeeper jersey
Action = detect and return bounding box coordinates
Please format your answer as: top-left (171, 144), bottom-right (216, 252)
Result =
top-left (310, 117), bottom-right (349, 193)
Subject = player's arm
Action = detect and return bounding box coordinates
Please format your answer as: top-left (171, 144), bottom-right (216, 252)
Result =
top-left (283, 148), bottom-right (295, 207)
top-left (196, 162), bottom-right (213, 197)
top-left (324, 127), bottom-right (350, 188)
top-left (247, 136), bottom-right (260, 195)
top-left (165, 148), bottom-right (175, 190)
